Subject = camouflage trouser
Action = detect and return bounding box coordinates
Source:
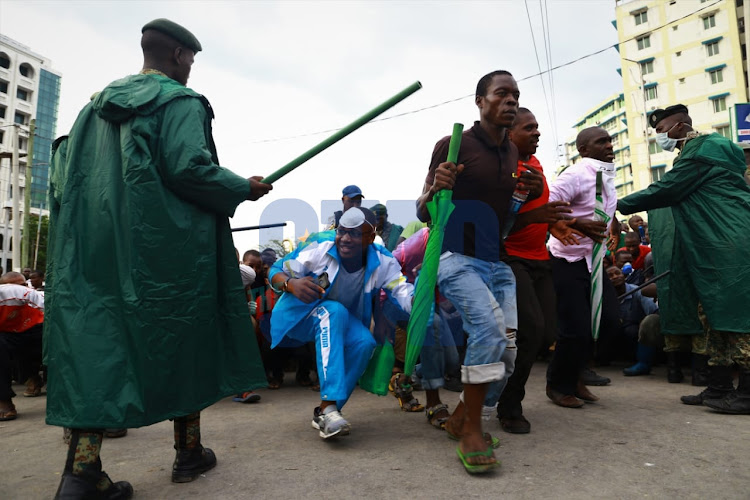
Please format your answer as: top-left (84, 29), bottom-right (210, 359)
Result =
top-left (663, 303), bottom-right (709, 354)
top-left (663, 333), bottom-right (707, 354)
top-left (707, 330), bottom-right (750, 369)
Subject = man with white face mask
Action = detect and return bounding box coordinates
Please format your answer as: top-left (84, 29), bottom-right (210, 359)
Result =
top-left (619, 104), bottom-right (750, 415)
top-left (545, 127), bottom-right (621, 408)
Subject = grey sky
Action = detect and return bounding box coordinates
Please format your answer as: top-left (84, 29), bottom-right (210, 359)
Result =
top-left (0, 0), bottom-right (623, 251)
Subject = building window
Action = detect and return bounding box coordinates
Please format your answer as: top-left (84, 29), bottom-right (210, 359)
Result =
top-left (707, 41), bottom-right (720, 57)
top-left (715, 125), bottom-right (731, 138)
top-left (652, 166), bottom-right (666, 182)
top-left (709, 68), bottom-right (724, 84)
top-left (703, 15), bottom-right (716, 30)
top-left (637, 35), bottom-right (651, 50)
top-left (645, 86), bottom-right (658, 101)
top-left (641, 60), bottom-right (654, 74)
top-left (16, 88), bottom-right (29, 101)
top-left (0, 130), bottom-right (4, 145)
top-left (0, 106), bottom-right (5, 119)
top-left (14, 112), bottom-right (27, 125)
top-left (0, 80), bottom-right (7, 94)
top-left (634, 10), bottom-right (648, 25)
top-left (712, 97), bottom-right (727, 112)
top-left (679, 77), bottom-right (686, 84)
top-left (18, 63), bottom-right (34, 79)
top-left (676, 51), bottom-right (682, 57)
top-left (0, 53), bottom-right (9, 69)
top-left (673, 25), bottom-right (678, 31)
top-left (648, 141), bottom-right (663, 154)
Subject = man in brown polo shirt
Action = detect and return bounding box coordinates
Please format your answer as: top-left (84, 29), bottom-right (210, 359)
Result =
top-left (417, 70), bottom-right (545, 473)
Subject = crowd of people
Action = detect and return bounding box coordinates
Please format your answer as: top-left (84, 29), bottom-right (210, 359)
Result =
top-left (1, 17), bottom-right (749, 499)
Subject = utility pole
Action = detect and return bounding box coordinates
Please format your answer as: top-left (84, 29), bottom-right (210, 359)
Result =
top-left (11, 124), bottom-right (20, 272)
top-left (623, 58), bottom-right (653, 175)
top-left (22, 119), bottom-right (35, 270)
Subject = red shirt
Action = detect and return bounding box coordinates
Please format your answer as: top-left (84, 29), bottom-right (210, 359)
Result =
top-left (504, 155), bottom-right (550, 260)
top-left (618, 245), bottom-right (651, 270)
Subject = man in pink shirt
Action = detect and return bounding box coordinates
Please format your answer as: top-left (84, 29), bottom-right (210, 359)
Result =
top-left (545, 127), bottom-right (620, 408)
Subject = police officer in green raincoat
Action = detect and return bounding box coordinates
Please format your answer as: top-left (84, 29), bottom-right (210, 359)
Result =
top-left (618, 104), bottom-right (750, 415)
top-left (46, 19), bottom-right (273, 498)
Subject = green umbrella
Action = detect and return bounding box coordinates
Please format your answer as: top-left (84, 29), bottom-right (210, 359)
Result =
top-left (403, 123), bottom-right (463, 378)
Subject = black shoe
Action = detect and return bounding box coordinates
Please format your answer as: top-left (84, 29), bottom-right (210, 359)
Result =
top-left (704, 371), bottom-right (750, 414)
top-left (104, 428), bottom-right (128, 439)
top-left (172, 445), bottom-right (217, 483)
top-left (680, 387), bottom-right (733, 405)
top-left (55, 472), bottom-right (133, 500)
top-left (499, 415), bottom-right (531, 434)
top-left (681, 365), bottom-right (734, 405)
top-left (581, 368), bottom-right (610, 386)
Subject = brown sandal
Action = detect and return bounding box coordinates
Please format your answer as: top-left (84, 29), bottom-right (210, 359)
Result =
top-left (389, 373), bottom-right (425, 412)
top-left (0, 403), bottom-right (17, 421)
top-left (426, 404), bottom-right (450, 429)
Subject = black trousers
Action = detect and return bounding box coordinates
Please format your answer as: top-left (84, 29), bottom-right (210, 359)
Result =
top-left (547, 257), bottom-right (619, 395)
top-left (0, 324), bottom-right (43, 400)
top-left (498, 256), bottom-right (556, 418)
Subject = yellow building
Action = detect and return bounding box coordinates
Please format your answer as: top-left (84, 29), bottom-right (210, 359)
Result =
top-left (614, 0), bottom-right (748, 193)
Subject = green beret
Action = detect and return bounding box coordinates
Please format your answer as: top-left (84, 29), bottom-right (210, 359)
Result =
top-left (142, 18), bottom-right (202, 52)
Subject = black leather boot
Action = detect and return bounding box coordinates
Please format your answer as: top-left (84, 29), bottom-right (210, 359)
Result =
top-left (55, 471), bottom-right (133, 500)
top-left (691, 354), bottom-right (710, 386)
top-left (680, 365), bottom-right (734, 405)
top-left (667, 351), bottom-right (684, 383)
top-left (172, 445), bottom-right (217, 483)
top-left (704, 371), bottom-right (750, 414)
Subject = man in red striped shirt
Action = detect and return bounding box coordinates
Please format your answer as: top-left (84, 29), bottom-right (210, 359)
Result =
top-left (0, 272), bottom-right (45, 421)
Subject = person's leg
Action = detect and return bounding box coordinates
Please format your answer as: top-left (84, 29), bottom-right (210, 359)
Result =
top-left (310, 301), bottom-right (351, 407)
top-left (704, 333), bottom-right (750, 413)
top-left (547, 258), bottom-right (590, 402)
top-left (663, 334), bottom-right (687, 383)
top-left (624, 314), bottom-right (660, 376)
top-left (0, 332), bottom-right (18, 417)
top-left (497, 258), bottom-right (544, 431)
top-left (337, 314), bottom-right (377, 410)
top-left (172, 411), bottom-right (216, 483)
top-left (438, 254), bottom-right (506, 470)
top-left (483, 260), bottom-right (518, 420)
top-left (55, 428), bottom-right (133, 498)
top-left (681, 328), bottom-right (735, 405)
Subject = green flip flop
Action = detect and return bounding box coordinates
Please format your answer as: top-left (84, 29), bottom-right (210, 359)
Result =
top-left (446, 430), bottom-right (500, 449)
top-left (456, 445), bottom-right (501, 474)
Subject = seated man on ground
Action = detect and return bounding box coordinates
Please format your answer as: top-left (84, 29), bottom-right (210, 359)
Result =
top-left (269, 207), bottom-right (413, 439)
top-left (605, 266), bottom-right (660, 376)
top-left (0, 272), bottom-right (45, 421)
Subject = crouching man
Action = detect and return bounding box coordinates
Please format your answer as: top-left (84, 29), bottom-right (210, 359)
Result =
top-left (269, 207), bottom-right (413, 439)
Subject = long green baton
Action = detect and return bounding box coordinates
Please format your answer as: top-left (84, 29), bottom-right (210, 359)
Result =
top-left (446, 122), bottom-right (463, 167)
top-left (261, 81), bottom-right (422, 184)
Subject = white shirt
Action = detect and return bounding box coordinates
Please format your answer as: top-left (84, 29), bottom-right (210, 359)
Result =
top-left (548, 157), bottom-right (617, 271)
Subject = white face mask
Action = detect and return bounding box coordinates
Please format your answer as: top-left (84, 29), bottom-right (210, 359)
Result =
top-left (655, 122), bottom-right (685, 152)
top-left (656, 132), bottom-right (678, 152)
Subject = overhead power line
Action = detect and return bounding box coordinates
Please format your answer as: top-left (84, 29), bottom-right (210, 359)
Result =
top-left (249, 0), bottom-right (721, 145)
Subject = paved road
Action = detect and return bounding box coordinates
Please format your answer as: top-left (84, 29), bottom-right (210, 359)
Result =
top-left (2, 363), bottom-right (748, 499)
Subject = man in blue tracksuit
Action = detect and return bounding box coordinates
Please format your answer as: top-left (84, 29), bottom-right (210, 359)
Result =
top-left (269, 207), bottom-right (413, 439)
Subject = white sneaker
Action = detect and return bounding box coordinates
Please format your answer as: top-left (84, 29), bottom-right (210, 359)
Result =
top-left (311, 407), bottom-right (351, 439)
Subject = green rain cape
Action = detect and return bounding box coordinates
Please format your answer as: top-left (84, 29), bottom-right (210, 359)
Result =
top-left (45, 74), bottom-right (266, 428)
top-left (619, 133), bottom-right (750, 334)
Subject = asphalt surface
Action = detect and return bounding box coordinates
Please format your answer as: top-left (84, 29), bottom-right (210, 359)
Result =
top-left (2, 363), bottom-right (749, 499)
